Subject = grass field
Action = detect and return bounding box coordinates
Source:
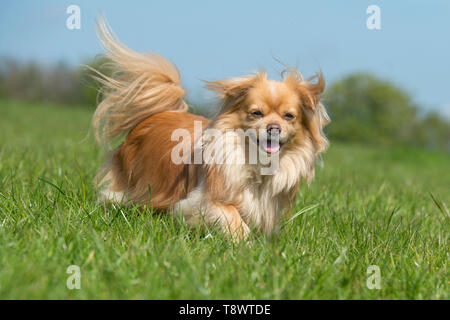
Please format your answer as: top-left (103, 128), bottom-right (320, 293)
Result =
top-left (0, 99), bottom-right (448, 299)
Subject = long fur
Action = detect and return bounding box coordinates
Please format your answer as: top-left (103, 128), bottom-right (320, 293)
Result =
top-left (92, 17), bottom-right (330, 241)
top-left (92, 16), bottom-right (188, 144)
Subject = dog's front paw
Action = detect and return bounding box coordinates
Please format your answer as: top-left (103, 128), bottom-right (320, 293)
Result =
top-left (227, 222), bottom-right (251, 243)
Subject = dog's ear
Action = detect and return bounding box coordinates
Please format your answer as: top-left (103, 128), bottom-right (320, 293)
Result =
top-left (285, 71), bottom-right (329, 154)
top-left (285, 72), bottom-right (325, 110)
top-left (302, 73), bottom-right (325, 110)
top-left (205, 72), bottom-right (265, 101)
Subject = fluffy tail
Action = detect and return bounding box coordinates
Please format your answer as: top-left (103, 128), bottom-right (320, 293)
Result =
top-left (92, 16), bottom-right (188, 144)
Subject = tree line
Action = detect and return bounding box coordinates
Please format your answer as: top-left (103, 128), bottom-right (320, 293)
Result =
top-left (0, 58), bottom-right (448, 151)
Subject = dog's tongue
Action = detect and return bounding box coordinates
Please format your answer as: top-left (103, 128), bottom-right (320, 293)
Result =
top-left (264, 140), bottom-right (280, 153)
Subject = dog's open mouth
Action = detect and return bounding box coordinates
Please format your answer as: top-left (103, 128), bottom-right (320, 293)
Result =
top-left (257, 138), bottom-right (283, 154)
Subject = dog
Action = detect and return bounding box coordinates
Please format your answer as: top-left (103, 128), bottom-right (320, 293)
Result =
top-left (92, 17), bottom-right (330, 241)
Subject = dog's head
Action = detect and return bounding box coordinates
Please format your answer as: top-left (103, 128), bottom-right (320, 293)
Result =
top-left (205, 70), bottom-right (330, 156)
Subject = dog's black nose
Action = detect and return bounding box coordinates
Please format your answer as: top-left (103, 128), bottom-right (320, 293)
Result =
top-left (267, 123), bottom-right (281, 135)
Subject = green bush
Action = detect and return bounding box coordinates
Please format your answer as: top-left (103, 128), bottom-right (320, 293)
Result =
top-left (324, 73), bottom-right (449, 151)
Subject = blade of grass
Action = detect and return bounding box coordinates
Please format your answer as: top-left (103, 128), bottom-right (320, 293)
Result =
top-left (280, 203), bottom-right (319, 230)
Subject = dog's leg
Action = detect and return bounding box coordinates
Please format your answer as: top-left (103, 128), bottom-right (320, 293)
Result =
top-left (206, 202), bottom-right (250, 241)
top-left (100, 188), bottom-right (127, 203)
top-left (175, 193), bottom-right (249, 241)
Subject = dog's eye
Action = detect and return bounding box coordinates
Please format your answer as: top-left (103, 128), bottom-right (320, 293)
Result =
top-left (284, 113), bottom-right (295, 120)
top-left (251, 110), bottom-right (264, 117)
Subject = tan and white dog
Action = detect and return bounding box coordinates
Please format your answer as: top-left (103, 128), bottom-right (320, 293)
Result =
top-left (92, 17), bottom-right (330, 240)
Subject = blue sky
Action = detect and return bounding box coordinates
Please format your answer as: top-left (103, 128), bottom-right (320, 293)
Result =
top-left (1, 0), bottom-right (449, 116)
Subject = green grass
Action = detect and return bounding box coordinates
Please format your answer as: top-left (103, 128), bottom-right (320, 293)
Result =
top-left (0, 99), bottom-right (448, 299)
